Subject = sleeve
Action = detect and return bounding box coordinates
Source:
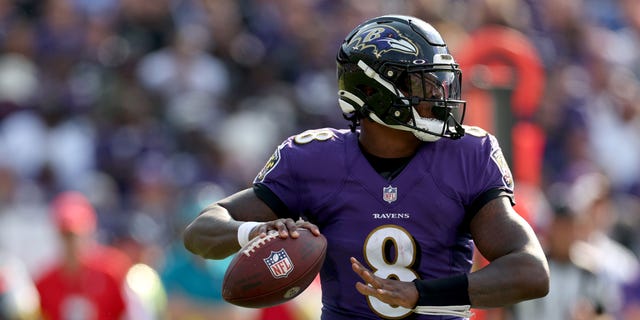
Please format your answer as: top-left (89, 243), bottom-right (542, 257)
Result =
top-left (252, 139), bottom-right (306, 219)
top-left (465, 133), bottom-right (515, 217)
top-left (253, 183), bottom-right (298, 220)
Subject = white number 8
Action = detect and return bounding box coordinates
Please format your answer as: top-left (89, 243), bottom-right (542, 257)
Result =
top-left (364, 225), bottom-right (418, 318)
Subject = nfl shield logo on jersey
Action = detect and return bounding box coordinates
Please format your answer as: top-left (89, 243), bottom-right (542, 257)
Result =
top-left (383, 185), bottom-right (398, 203)
top-left (263, 249), bottom-right (294, 279)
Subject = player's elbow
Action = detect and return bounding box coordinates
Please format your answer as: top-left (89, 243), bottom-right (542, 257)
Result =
top-left (182, 220), bottom-right (235, 260)
top-left (182, 223), bottom-right (202, 255)
top-left (526, 270), bottom-right (549, 300)
top-left (535, 266), bottom-right (550, 298)
top-left (520, 254), bottom-right (550, 300)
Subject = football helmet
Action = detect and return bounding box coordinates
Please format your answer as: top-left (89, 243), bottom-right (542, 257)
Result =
top-left (337, 15), bottom-right (466, 141)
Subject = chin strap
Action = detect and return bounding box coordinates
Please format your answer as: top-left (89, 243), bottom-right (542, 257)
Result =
top-left (338, 89), bottom-right (364, 132)
top-left (448, 111), bottom-right (466, 139)
top-left (342, 112), bottom-right (360, 132)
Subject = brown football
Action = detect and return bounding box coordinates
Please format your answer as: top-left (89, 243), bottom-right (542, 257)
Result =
top-left (222, 228), bottom-right (327, 308)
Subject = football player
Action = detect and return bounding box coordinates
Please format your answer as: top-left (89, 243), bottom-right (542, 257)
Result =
top-left (184, 15), bottom-right (549, 319)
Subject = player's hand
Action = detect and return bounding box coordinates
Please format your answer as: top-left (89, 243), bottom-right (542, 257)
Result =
top-left (250, 218), bottom-right (320, 239)
top-left (351, 257), bottom-right (419, 309)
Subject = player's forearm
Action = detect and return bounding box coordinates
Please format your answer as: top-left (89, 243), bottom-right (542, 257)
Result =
top-left (183, 205), bottom-right (243, 260)
top-left (467, 249), bottom-right (549, 308)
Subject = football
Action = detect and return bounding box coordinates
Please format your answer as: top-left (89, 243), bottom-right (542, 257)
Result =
top-left (222, 228), bottom-right (327, 308)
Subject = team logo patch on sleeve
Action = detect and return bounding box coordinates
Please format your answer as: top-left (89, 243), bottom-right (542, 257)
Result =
top-left (254, 147), bottom-right (281, 183)
top-left (489, 136), bottom-right (514, 190)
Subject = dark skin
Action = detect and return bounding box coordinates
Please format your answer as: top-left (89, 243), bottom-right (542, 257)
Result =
top-left (183, 117), bottom-right (550, 309)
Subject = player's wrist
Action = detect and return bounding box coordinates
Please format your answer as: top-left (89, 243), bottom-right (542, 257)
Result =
top-left (412, 274), bottom-right (470, 308)
top-left (237, 221), bottom-right (261, 248)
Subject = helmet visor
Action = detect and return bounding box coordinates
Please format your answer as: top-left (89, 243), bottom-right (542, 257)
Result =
top-left (403, 70), bottom-right (462, 101)
top-left (398, 69), bottom-right (464, 122)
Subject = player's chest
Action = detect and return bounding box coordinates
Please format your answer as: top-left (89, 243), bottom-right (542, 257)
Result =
top-left (313, 175), bottom-right (465, 244)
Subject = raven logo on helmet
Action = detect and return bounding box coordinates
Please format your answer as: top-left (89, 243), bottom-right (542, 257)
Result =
top-left (348, 26), bottom-right (419, 58)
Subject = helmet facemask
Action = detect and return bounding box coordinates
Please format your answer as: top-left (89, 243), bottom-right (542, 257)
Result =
top-left (341, 59), bottom-right (466, 141)
top-left (390, 61), bottom-right (466, 141)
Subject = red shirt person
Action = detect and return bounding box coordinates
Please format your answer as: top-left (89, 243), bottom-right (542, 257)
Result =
top-left (35, 192), bottom-right (129, 320)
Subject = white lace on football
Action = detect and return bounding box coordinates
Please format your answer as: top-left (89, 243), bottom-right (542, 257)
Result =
top-left (413, 305), bottom-right (472, 318)
top-left (242, 231), bottom-right (279, 257)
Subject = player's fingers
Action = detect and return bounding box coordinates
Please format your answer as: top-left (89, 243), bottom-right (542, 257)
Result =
top-left (283, 218), bottom-right (301, 238)
top-left (351, 258), bottom-right (382, 289)
top-left (354, 282), bottom-right (368, 295)
top-left (375, 287), bottom-right (399, 303)
top-left (356, 283), bottom-right (402, 307)
top-left (377, 281), bottom-right (418, 309)
top-left (351, 257), bottom-right (371, 274)
top-left (273, 219), bottom-right (290, 238)
top-left (351, 257), bottom-right (368, 276)
top-left (355, 282), bottom-right (395, 306)
top-left (350, 257), bottom-right (363, 274)
top-left (254, 223), bottom-right (269, 238)
top-left (297, 220), bottom-right (320, 236)
top-left (355, 281), bottom-right (377, 296)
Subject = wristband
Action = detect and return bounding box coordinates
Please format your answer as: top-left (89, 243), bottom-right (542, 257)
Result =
top-left (237, 221), bottom-right (261, 248)
top-left (412, 274), bottom-right (470, 307)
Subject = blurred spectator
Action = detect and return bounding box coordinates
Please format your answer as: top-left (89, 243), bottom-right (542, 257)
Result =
top-left (0, 163), bottom-right (57, 278)
top-left (622, 271), bottom-right (640, 320)
top-left (582, 30), bottom-right (640, 194)
top-left (0, 251), bottom-right (40, 320)
top-left (513, 172), bottom-right (640, 319)
top-left (569, 172), bottom-right (640, 287)
top-left (35, 191), bottom-right (130, 320)
top-left (0, 111), bottom-right (48, 180)
top-left (136, 23), bottom-right (230, 133)
top-left (615, 0), bottom-right (640, 78)
top-left (0, 108), bottom-right (96, 191)
top-left (509, 182), bottom-right (619, 319)
top-left (622, 273), bottom-right (640, 320)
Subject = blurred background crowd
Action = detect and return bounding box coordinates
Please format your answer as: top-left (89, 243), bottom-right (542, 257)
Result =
top-left (1, 0), bottom-right (640, 319)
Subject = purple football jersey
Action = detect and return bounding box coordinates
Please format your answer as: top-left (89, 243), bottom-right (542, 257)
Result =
top-left (253, 127), bottom-right (514, 320)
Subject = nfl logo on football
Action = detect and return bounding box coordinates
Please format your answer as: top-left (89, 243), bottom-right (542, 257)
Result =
top-left (383, 185), bottom-right (397, 203)
top-left (263, 249), bottom-right (294, 279)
